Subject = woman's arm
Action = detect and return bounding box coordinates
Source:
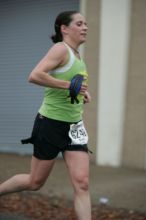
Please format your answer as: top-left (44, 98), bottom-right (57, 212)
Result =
top-left (28, 43), bottom-right (88, 95)
top-left (28, 43), bottom-right (70, 89)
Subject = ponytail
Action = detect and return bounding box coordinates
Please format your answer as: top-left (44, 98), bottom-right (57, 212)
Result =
top-left (51, 24), bottom-right (63, 43)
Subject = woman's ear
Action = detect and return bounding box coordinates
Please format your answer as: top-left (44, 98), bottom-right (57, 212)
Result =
top-left (61, 25), bottom-right (68, 35)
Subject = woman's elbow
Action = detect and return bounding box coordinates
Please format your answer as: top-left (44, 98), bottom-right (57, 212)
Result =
top-left (28, 73), bottom-right (36, 83)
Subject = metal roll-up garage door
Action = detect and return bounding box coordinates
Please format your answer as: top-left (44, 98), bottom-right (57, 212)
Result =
top-left (0, 0), bottom-right (79, 154)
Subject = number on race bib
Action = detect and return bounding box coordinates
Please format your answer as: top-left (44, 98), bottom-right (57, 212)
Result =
top-left (69, 121), bottom-right (88, 145)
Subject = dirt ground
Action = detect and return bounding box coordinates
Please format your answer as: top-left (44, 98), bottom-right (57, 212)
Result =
top-left (0, 153), bottom-right (146, 219)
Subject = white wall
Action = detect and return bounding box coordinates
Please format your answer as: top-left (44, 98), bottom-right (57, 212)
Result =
top-left (96, 0), bottom-right (131, 166)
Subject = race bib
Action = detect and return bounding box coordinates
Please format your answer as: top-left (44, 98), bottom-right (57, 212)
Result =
top-left (69, 121), bottom-right (88, 145)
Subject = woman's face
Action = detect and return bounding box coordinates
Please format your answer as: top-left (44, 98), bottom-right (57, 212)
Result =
top-left (63, 13), bottom-right (88, 44)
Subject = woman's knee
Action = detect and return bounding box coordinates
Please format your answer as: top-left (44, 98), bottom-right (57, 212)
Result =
top-left (28, 178), bottom-right (45, 191)
top-left (74, 175), bottom-right (89, 192)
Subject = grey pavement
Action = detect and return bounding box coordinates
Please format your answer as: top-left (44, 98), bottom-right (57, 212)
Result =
top-left (0, 153), bottom-right (146, 219)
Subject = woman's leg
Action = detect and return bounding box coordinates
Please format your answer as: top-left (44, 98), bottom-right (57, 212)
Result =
top-left (0, 156), bottom-right (55, 196)
top-left (64, 151), bottom-right (91, 220)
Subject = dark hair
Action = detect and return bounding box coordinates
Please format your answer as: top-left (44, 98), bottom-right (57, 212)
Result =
top-left (51, 11), bottom-right (78, 43)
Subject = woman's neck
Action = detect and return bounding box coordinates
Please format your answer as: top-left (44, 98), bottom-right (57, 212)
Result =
top-left (63, 40), bottom-right (79, 55)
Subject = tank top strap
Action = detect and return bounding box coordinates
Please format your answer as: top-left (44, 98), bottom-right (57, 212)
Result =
top-left (50, 42), bottom-right (76, 74)
top-left (63, 41), bottom-right (75, 62)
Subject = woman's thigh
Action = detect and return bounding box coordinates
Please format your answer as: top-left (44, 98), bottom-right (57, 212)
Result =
top-left (63, 151), bottom-right (90, 190)
top-left (29, 156), bottom-right (56, 184)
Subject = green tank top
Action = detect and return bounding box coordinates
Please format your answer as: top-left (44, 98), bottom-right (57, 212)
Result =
top-left (39, 42), bottom-right (88, 122)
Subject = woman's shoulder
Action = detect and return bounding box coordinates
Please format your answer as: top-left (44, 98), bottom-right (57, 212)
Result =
top-left (44, 42), bottom-right (71, 69)
top-left (49, 42), bottom-right (68, 56)
top-left (44, 42), bottom-right (69, 65)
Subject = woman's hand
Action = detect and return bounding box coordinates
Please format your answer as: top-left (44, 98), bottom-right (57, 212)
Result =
top-left (79, 84), bottom-right (88, 95)
top-left (79, 85), bottom-right (91, 103)
top-left (83, 91), bottom-right (91, 104)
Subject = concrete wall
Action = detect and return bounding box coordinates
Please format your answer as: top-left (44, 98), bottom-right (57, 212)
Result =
top-left (83, 0), bottom-right (146, 169)
top-left (122, 0), bottom-right (146, 169)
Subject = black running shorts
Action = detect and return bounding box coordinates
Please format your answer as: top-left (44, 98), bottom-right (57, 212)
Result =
top-left (25, 113), bottom-right (88, 160)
